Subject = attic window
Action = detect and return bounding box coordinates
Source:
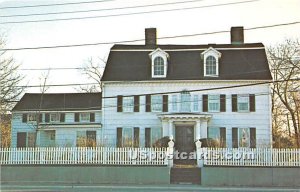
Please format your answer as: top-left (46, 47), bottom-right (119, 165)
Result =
top-left (149, 48), bottom-right (169, 78)
top-left (154, 57), bottom-right (164, 76)
top-left (206, 56), bottom-right (217, 76)
top-left (201, 47), bottom-right (221, 77)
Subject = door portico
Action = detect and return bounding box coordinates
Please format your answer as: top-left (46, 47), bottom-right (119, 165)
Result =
top-left (158, 113), bottom-right (212, 142)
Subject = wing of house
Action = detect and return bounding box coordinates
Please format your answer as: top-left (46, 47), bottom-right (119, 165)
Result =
top-left (11, 93), bottom-right (102, 147)
top-left (101, 27), bottom-right (272, 149)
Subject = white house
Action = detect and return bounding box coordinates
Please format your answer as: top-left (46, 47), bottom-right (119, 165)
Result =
top-left (11, 93), bottom-right (102, 147)
top-left (11, 27), bottom-right (272, 150)
top-left (101, 27), bottom-right (272, 151)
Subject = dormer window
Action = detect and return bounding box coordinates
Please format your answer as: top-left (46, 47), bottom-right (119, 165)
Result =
top-left (206, 56), bottom-right (217, 75)
top-left (201, 47), bottom-right (221, 77)
top-left (149, 48), bottom-right (169, 78)
top-left (154, 57), bottom-right (164, 76)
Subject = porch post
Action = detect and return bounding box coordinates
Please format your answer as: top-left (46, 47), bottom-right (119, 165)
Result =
top-left (200, 118), bottom-right (208, 139)
top-left (36, 130), bottom-right (41, 147)
top-left (195, 120), bottom-right (201, 140)
top-left (168, 120), bottom-right (173, 138)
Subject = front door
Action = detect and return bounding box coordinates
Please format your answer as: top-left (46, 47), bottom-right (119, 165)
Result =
top-left (175, 126), bottom-right (195, 165)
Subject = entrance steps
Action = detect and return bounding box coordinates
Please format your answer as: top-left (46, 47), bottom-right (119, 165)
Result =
top-left (170, 167), bottom-right (201, 184)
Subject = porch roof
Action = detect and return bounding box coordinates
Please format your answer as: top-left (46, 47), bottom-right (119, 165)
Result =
top-left (158, 112), bottom-right (212, 121)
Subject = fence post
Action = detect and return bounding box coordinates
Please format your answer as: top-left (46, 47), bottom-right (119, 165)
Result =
top-left (195, 140), bottom-right (203, 167)
top-left (167, 138), bottom-right (174, 167)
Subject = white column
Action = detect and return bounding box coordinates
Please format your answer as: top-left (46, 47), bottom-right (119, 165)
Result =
top-left (168, 120), bottom-right (173, 138)
top-left (195, 120), bottom-right (201, 140)
top-left (200, 118), bottom-right (208, 139)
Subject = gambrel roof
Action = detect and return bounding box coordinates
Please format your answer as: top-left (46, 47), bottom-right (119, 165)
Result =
top-left (102, 43), bottom-right (272, 81)
top-left (12, 93), bottom-right (102, 111)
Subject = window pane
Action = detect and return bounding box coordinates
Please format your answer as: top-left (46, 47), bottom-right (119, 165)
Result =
top-left (180, 91), bottom-right (191, 112)
top-left (151, 95), bottom-right (163, 112)
top-left (154, 57), bottom-right (164, 76)
top-left (151, 128), bottom-right (162, 146)
top-left (193, 95), bottom-right (199, 111)
top-left (208, 127), bottom-right (220, 140)
top-left (206, 56), bottom-right (217, 75)
top-left (80, 113), bottom-right (90, 122)
top-left (123, 128), bottom-right (133, 147)
top-left (239, 128), bottom-right (250, 147)
top-left (28, 114), bottom-right (37, 122)
top-left (172, 95), bottom-right (178, 112)
top-left (50, 113), bottom-right (59, 122)
top-left (238, 95), bottom-right (249, 111)
top-left (208, 95), bottom-right (220, 112)
top-left (123, 96), bottom-right (134, 112)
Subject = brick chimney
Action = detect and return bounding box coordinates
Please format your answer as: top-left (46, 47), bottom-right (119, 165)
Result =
top-left (145, 28), bottom-right (157, 45)
top-left (230, 26), bottom-right (244, 44)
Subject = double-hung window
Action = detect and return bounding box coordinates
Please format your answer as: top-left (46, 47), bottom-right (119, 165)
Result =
top-left (238, 128), bottom-right (250, 147)
top-left (123, 96), bottom-right (134, 112)
top-left (80, 113), bottom-right (90, 122)
top-left (151, 95), bottom-right (163, 112)
top-left (180, 91), bottom-right (191, 112)
top-left (28, 114), bottom-right (37, 122)
top-left (172, 95), bottom-right (178, 112)
top-left (193, 95), bottom-right (199, 111)
top-left (208, 95), bottom-right (220, 112)
top-left (238, 95), bottom-right (249, 112)
top-left (50, 113), bottom-right (60, 122)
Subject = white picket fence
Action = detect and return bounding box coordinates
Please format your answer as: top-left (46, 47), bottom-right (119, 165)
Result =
top-left (0, 147), bottom-right (168, 165)
top-left (202, 148), bottom-right (300, 167)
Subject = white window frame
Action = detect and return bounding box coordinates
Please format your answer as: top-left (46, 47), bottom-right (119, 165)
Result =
top-left (171, 95), bottom-right (178, 112)
top-left (50, 113), bottom-right (60, 122)
top-left (149, 48), bottom-right (169, 78)
top-left (238, 94), bottom-right (250, 112)
top-left (151, 95), bottom-right (163, 112)
top-left (180, 91), bottom-right (191, 112)
top-left (123, 96), bottom-right (134, 112)
top-left (201, 47), bottom-right (221, 77)
top-left (123, 127), bottom-right (133, 147)
top-left (193, 94), bottom-right (199, 112)
top-left (238, 128), bottom-right (250, 148)
top-left (80, 113), bottom-right (90, 122)
top-left (208, 95), bottom-right (220, 112)
top-left (150, 127), bottom-right (162, 146)
top-left (27, 113), bottom-right (37, 122)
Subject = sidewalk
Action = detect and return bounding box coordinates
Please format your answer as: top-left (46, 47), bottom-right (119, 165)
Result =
top-left (1, 184), bottom-right (300, 192)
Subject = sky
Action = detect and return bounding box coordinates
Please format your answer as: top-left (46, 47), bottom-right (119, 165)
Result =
top-left (0, 0), bottom-right (300, 93)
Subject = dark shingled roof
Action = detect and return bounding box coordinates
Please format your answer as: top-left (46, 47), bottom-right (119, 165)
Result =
top-left (12, 93), bottom-right (102, 111)
top-left (102, 43), bottom-right (272, 81)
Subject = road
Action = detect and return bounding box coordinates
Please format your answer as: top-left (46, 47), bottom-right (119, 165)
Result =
top-left (1, 184), bottom-right (300, 192)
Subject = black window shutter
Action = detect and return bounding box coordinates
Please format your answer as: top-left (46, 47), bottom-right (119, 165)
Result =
top-left (22, 114), bottom-right (27, 123)
top-left (134, 95), bottom-right (140, 112)
top-left (134, 127), bottom-right (140, 148)
top-left (74, 113), bottom-right (79, 122)
top-left (117, 95), bottom-right (123, 112)
top-left (202, 95), bottom-right (208, 112)
top-left (220, 94), bottom-right (226, 112)
top-left (39, 114), bottom-right (43, 123)
top-left (45, 113), bottom-right (50, 123)
top-left (250, 94), bottom-right (256, 112)
top-left (145, 128), bottom-right (151, 147)
top-left (90, 113), bottom-right (95, 122)
top-left (232, 127), bottom-right (238, 148)
top-left (220, 127), bottom-right (226, 148)
top-left (145, 95), bottom-right (151, 112)
top-left (250, 128), bottom-right (256, 148)
top-left (117, 127), bottom-right (122, 147)
top-left (163, 95), bottom-right (168, 112)
top-left (60, 113), bottom-right (65, 122)
top-left (232, 94), bottom-right (237, 112)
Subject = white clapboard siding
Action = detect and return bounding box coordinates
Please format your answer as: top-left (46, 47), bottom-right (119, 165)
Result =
top-left (201, 148), bottom-right (300, 167)
top-left (0, 147), bottom-right (167, 166)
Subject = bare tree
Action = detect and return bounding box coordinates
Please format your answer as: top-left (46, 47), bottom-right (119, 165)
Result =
top-left (0, 36), bottom-right (24, 147)
top-left (77, 57), bottom-right (105, 92)
top-left (268, 39), bottom-right (300, 147)
top-left (0, 36), bottom-right (24, 113)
